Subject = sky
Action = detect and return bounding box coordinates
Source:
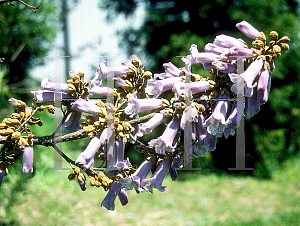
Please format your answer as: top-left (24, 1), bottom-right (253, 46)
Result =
top-left (31, 0), bottom-right (145, 84)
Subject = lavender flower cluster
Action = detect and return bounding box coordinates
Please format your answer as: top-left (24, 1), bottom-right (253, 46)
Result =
top-left (0, 21), bottom-right (290, 211)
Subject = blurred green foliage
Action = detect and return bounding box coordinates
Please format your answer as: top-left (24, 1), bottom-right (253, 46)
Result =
top-left (0, 0), bottom-right (59, 113)
top-left (100, 0), bottom-right (300, 178)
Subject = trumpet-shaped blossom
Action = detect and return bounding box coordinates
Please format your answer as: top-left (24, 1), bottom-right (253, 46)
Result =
top-left (180, 106), bottom-right (198, 129)
top-left (228, 73), bottom-right (254, 97)
top-left (125, 98), bottom-right (163, 118)
top-left (191, 115), bottom-right (214, 157)
top-left (32, 90), bottom-right (70, 105)
top-left (163, 62), bottom-right (182, 76)
top-left (257, 76), bottom-right (271, 105)
top-left (141, 159), bottom-right (170, 193)
top-left (100, 127), bottom-right (113, 144)
top-left (257, 67), bottom-right (270, 93)
top-left (140, 113), bottom-right (164, 135)
top-left (212, 61), bottom-right (237, 73)
top-left (101, 181), bottom-right (122, 211)
top-left (169, 154), bottom-right (183, 181)
top-left (236, 20), bottom-right (260, 39)
top-left (204, 94), bottom-right (228, 137)
top-left (213, 34), bottom-right (246, 48)
top-left (245, 87), bottom-right (260, 118)
top-left (75, 134), bottom-right (102, 170)
top-left (203, 63), bottom-right (212, 72)
top-left (120, 158), bottom-right (153, 193)
top-left (41, 78), bottom-right (69, 92)
top-left (190, 44), bottom-right (220, 64)
top-left (95, 59), bottom-right (129, 80)
top-left (22, 146), bottom-right (33, 173)
top-left (204, 43), bottom-right (228, 54)
top-left (149, 119), bottom-right (180, 154)
top-left (118, 188), bottom-right (128, 206)
top-left (243, 58), bottom-right (264, 88)
top-left (63, 111), bottom-right (82, 134)
top-left (0, 168), bottom-right (4, 186)
top-left (106, 138), bottom-right (131, 171)
top-left (223, 103), bottom-right (242, 138)
top-left (220, 47), bottom-right (254, 60)
top-left (71, 99), bottom-right (101, 115)
top-left (89, 80), bottom-right (114, 96)
top-left (172, 81), bottom-right (211, 96)
top-left (145, 77), bottom-right (183, 98)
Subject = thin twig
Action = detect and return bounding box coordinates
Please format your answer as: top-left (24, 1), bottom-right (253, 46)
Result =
top-left (52, 144), bottom-right (75, 165)
top-left (16, 106), bottom-right (42, 131)
top-left (52, 107), bottom-right (72, 136)
top-left (0, 0), bottom-right (39, 12)
top-left (52, 144), bottom-right (95, 176)
top-left (115, 98), bottom-right (128, 112)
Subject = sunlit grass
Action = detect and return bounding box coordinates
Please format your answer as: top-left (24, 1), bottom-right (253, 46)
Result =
top-left (1, 151), bottom-right (300, 226)
top-left (1, 112), bottom-right (300, 225)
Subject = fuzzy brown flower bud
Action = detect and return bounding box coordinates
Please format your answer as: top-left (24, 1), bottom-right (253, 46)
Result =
top-left (269, 31), bottom-right (278, 40)
top-left (280, 43), bottom-right (289, 52)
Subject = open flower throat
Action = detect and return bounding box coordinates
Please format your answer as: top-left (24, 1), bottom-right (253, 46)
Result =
top-left (0, 21), bottom-right (290, 211)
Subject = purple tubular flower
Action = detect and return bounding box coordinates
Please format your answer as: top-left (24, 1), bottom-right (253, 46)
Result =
top-left (71, 99), bottom-right (101, 115)
top-left (0, 168), bottom-right (4, 186)
top-left (154, 72), bottom-right (173, 80)
top-left (236, 20), bottom-right (260, 39)
top-left (107, 138), bottom-right (131, 171)
top-left (214, 34), bottom-right (246, 48)
top-left (32, 90), bottom-right (70, 105)
top-left (9, 98), bottom-right (19, 106)
top-left (63, 111), bottom-right (82, 134)
top-left (203, 63), bottom-right (212, 72)
top-left (257, 68), bottom-right (270, 93)
top-left (257, 76), bottom-right (271, 105)
top-left (229, 73), bottom-right (253, 97)
top-left (75, 135), bottom-right (101, 170)
top-left (120, 158), bottom-right (153, 193)
top-left (113, 77), bottom-right (126, 87)
top-left (204, 43), bottom-right (228, 54)
top-left (22, 146), bottom-right (33, 173)
top-left (243, 58), bottom-right (264, 88)
top-left (245, 87), bottom-right (260, 118)
top-left (101, 181), bottom-right (122, 211)
top-left (140, 113), bottom-right (164, 135)
top-left (180, 106), bottom-right (198, 129)
top-left (163, 62), bottom-right (182, 76)
top-left (204, 94), bottom-right (228, 137)
top-left (212, 61), bottom-right (237, 73)
top-left (148, 119), bottom-right (180, 154)
top-left (190, 44), bottom-right (221, 64)
top-left (41, 78), bottom-right (69, 92)
top-left (141, 159), bottom-right (170, 193)
top-left (220, 47), bottom-right (254, 60)
top-left (192, 52), bottom-right (220, 64)
top-left (118, 188), bottom-right (128, 206)
top-left (100, 127), bottom-right (113, 146)
top-left (96, 59), bottom-right (129, 79)
top-left (223, 104), bottom-right (241, 138)
top-left (89, 81), bottom-right (114, 96)
top-left (145, 77), bottom-right (183, 98)
top-left (169, 154), bottom-right (183, 181)
top-left (124, 98), bottom-right (163, 118)
top-left (191, 115), bottom-right (214, 157)
top-left (172, 81), bottom-right (211, 96)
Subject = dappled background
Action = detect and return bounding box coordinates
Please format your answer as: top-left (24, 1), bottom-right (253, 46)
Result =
top-left (1, 0), bottom-right (300, 225)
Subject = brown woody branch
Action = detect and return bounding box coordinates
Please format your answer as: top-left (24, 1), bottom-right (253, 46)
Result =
top-left (0, 0), bottom-right (39, 12)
